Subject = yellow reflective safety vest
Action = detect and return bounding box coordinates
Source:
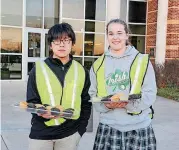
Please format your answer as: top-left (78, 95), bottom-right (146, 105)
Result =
top-left (93, 53), bottom-right (154, 118)
top-left (35, 60), bottom-right (85, 126)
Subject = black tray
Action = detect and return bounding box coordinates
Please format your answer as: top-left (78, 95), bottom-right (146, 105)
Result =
top-left (13, 104), bottom-right (78, 119)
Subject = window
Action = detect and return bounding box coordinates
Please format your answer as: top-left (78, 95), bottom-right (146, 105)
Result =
top-left (28, 33), bottom-right (41, 57)
top-left (85, 0), bottom-right (106, 21)
top-left (73, 57), bottom-right (82, 64)
top-left (63, 0), bottom-right (84, 19)
top-left (44, 0), bottom-right (60, 29)
top-left (1, 0), bottom-right (23, 26)
top-left (120, 0), bottom-right (127, 22)
top-left (72, 33), bottom-right (83, 56)
top-left (84, 57), bottom-right (97, 70)
top-left (131, 36), bottom-right (145, 53)
top-left (45, 34), bottom-right (52, 57)
top-left (85, 21), bottom-right (105, 33)
top-left (84, 34), bottom-right (104, 56)
top-left (28, 62), bottom-right (35, 74)
top-left (128, 1), bottom-right (147, 54)
top-left (26, 0), bottom-right (43, 28)
top-left (129, 1), bottom-right (146, 23)
top-left (1, 55), bottom-right (22, 80)
top-left (129, 24), bottom-right (146, 35)
top-left (1, 27), bottom-right (22, 53)
top-left (2, 0), bottom-right (107, 80)
top-left (62, 19), bottom-right (84, 31)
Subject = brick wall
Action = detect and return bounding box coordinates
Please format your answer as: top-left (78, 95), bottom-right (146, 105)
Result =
top-left (166, 0), bottom-right (179, 58)
top-left (146, 0), bottom-right (179, 59)
top-left (146, 0), bottom-right (158, 57)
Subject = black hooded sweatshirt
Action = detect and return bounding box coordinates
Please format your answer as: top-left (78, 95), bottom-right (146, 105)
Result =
top-left (26, 56), bottom-right (92, 140)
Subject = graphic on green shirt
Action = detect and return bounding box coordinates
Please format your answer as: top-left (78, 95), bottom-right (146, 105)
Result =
top-left (106, 69), bottom-right (130, 92)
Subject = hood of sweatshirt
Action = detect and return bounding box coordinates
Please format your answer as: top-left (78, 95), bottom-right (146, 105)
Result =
top-left (105, 45), bottom-right (139, 59)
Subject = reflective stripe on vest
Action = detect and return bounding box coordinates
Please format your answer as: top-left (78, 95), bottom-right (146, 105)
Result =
top-left (93, 54), bottom-right (107, 97)
top-left (40, 61), bottom-right (59, 125)
top-left (36, 60), bottom-right (85, 126)
top-left (129, 54), bottom-right (149, 95)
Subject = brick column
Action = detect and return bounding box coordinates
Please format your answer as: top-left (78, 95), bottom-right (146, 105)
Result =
top-left (166, 0), bottom-right (179, 58)
top-left (155, 0), bottom-right (169, 65)
top-left (146, 0), bottom-right (158, 60)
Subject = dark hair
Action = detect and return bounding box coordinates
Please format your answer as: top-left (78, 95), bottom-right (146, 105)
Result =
top-left (106, 19), bottom-right (131, 45)
top-left (47, 23), bottom-right (76, 45)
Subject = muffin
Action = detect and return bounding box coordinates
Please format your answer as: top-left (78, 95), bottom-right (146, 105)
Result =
top-left (36, 104), bottom-right (47, 114)
top-left (63, 108), bottom-right (74, 118)
top-left (19, 101), bottom-right (28, 108)
top-left (27, 103), bottom-right (36, 108)
top-left (50, 107), bottom-right (61, 116)
top-left (110, 93), bottom-right (121, 102)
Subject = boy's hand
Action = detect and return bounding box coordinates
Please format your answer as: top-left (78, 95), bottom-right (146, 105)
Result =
top-left (38, 113), bottom-right (58, 119)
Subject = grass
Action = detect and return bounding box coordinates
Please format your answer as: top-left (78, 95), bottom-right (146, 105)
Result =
top-left (157, 87), bottom-right (179, 101)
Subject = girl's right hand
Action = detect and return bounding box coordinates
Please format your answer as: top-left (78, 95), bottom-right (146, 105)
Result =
top-left (105, 102), bottom-right (128, 109)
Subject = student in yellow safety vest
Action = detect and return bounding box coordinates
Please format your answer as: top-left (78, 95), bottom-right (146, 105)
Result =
top-left (26, 23), bottom-right (91, 150)
top-left (89, 19), bottom-right (157, 150)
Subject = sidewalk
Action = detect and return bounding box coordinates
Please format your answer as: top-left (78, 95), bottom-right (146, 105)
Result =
top-left (1, 81), bottom-right (179, 150)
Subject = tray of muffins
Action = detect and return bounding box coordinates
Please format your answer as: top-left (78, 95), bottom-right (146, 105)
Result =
top-left (90, 93), bottom-right (141, 103)
top-left (13, 102), bottom-right (78, 119)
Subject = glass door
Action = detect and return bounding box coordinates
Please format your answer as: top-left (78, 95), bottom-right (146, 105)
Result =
top-left (24, 28), bottom-right (48, 79)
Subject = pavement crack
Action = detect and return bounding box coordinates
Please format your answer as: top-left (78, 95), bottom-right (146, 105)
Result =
top-left (1, 135), bottom-right (9, 150)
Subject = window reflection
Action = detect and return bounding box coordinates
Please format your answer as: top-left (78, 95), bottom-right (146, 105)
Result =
top-left (94, 34), bottom-right (105, 56)
top-left (1, 0), bottom-right (23, 26)
top-left (26, 0), bottom-right (43, 28)
top-left (63, 0), bottom-right (84, 19)
top-left (129, 1), bottom-right (146, 23)
top-left (73, 57), bottom-right (82, 64)
top-left (1, 27), bottom-right (22, 53)
top-left (1, 55), bottom-right (22, 80)
top-left (62, 19), bottom-right (84, 31)
top-left (45, 34), bottom-right (52, 57)
top-left (129, 24), bottom-right (146, 35)
top-left (84, 34), bottom-right (104, 56)
top-left (72, 33), bottom-right (83, 56)
top-left (84, 57), bottom-right (97, 70)
top-left (28, 62), bottom-right (35, 75)
top-left (85, 21), bottom-right (105, 33)
top-left (95, 0), bottom-right (106, 21)
top-left (85, 0), bottom-right (106, 21)
top-left (131, 36), bottom-right (145, 54)
top-left (44, 0), bottom-right (60, 29)
top-left (120, 0), bottom-right (127, 22)
top-left (28, 33), bottom-right (41, 57)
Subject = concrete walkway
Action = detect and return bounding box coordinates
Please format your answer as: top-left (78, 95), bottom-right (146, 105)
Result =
top-left (1, 81), bottom-right (179, 150)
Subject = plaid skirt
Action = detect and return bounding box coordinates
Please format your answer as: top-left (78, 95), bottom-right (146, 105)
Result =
top-left (93, 123), bottom-right (156, 150)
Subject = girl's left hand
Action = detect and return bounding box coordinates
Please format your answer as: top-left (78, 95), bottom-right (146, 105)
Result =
top-left (115, 102), bottom-right (128, 108)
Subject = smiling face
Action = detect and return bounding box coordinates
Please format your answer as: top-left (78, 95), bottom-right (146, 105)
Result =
top-left (50, 35), bottom-right (72, 59)
top-left (107, 23), bottom-right (129, 52)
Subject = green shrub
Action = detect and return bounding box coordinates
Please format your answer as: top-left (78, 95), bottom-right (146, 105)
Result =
top-left (157, 87), bottom-right (179, 101)
top-left (154, 59), bottom-right (179, 101)
top-left (154, 59), bottom-right (179, 88)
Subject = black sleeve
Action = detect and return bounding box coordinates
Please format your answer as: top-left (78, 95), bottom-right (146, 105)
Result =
top-left (78, 68), bottom-right (92, 136)
top-left (26, 66), bottom-right (49, 122)
top-left (26, 66), bottom-right (41, 103)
